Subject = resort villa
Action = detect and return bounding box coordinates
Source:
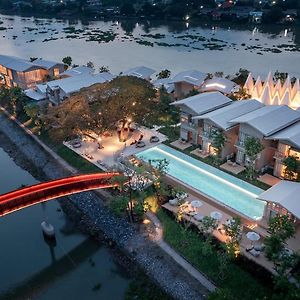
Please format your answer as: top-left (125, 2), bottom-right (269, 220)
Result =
top-left (122, 66), bottom-right (155, 81)
top-left (267, 122), bottom-right (300, 178)
top-left (230, 105), bottom-right (300, 171)
top-left (0, 55), bottom-right (64, 89)
top-left (172, 91), bottom-right (232, 144)
top-left (193, 100), bottom-right (264, 159)
top-left (199, 76), bottom-right (239, 95)
top-left (171, 70), bottom-right (207, 99)
top-left (174, 90), bottom-right (300, 178)
top-left (25, 72), bottom-right (114, 104)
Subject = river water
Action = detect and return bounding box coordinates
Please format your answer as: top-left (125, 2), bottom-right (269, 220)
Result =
top-left (0, 13), bottom-right (300, 77)
top-left (0, 146), bottom-right (130, 299)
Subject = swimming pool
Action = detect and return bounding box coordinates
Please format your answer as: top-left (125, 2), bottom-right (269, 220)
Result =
top-left (136, 144), bottom-right (266, 220)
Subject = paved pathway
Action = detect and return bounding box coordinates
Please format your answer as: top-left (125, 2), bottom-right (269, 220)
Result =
top-left (146, 211), bottom-right (217, 292)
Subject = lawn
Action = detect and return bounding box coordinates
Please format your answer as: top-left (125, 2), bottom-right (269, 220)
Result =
top-left (157, 209), bottom-right (272, 300)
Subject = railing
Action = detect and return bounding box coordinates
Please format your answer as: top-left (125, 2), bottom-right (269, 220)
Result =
top-left (0, 173), bottom-right (119, 217)
top-left (273, 151), bottom-right (286, 161)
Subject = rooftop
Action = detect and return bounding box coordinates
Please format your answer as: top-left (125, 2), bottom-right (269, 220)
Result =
top-left (172, 92), bottom-right (232, 116)
top-left (0, 54), bottom-right (62, 72)
top-left (61, 66), bottom-right (94, 77)
top-left (122, 66), bottom-right (155, 79)
top-left (171, 70), bottom-right (207, 87)
top-left (194, 100), bottom-right (264, 130)
top-left (230, 105), bottom-right (300, 136)
top-left (258, 181), bottom-right (300, 219)
top-left (47, 72), bottom-right (114, 94)
top-left (200, 77), bottom-right (239, 94)
top-left (267, 121), bottom-right (300, 149)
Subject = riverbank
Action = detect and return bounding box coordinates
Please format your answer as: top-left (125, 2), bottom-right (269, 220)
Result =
top-left (0, 112), bottom-right (209, 300)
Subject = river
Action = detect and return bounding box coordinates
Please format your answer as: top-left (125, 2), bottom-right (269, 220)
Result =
top-left (0, 146), bottom-right (130, 299)
top-left (0, 13), bottom-right (300, 77)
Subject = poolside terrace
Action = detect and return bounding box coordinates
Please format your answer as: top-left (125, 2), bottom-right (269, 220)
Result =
top-left (64, 126), bottom-right (166, 170)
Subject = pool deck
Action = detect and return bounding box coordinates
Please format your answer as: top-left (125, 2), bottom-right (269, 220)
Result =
top-left (220, 161), bottom-right (245, 175)
top-left (170, 139), bottom-right (193, 150)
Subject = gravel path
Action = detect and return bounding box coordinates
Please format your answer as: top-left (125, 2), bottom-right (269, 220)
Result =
top-left (0, 112), bottom-right (210, 300)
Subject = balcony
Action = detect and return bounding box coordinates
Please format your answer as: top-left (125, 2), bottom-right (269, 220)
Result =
top-left (273, 151), bottom-right (286, 161)
top-left (235, 139), bottom-right (245, 149)
top-left (181, 121), bottom-right (197, 131)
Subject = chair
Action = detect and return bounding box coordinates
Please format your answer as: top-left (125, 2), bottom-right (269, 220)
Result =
top-left (169, 198), bottom-right (179, 206)
top-left (249, 249), bottom-right (260, 257)
top-left (194, 213), bottom-right (204, 221)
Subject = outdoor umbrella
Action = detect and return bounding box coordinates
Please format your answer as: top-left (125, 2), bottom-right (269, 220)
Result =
top-left (246, 231), bottom-right (260, 243)
top-left (190, 200), bottom-right (203, 210)
top-left (210, 211), bottom-right (223, 221)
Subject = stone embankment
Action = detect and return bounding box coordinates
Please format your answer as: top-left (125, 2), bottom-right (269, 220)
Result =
top-left (0, 113), bottom-right (210, 300)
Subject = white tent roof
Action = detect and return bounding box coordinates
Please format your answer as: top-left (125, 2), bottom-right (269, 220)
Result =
top-left (267, 121), bottom-right (300, 149)
top-left (172, 91), bottom-right (232, 115)
top-left (122, 66), bottom-right (155, 79)
top-left (230, 105), bottom-right (300, 136)
top-left (171, 70), bottom-right (207, 87)
top-left (258, 181), bottom-right (300, 219)
top-left (200, 77), bottom-right (239, 94)
top-left (194, 100), bottom-right (264, 130)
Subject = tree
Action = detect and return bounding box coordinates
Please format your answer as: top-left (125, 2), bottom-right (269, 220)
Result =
top-left (232, 68), bottom-right (250, 86)
top-left (24, 102), bottom-right (40, 125)
top-left (120, 2), bottom-right (135, 15)
top-left (283, 156), bottom-right (299, 180)
top-left (211, 130), bottom-right (226, 159)
top-left (244, 136), bottom-right (264, 180)
top-left (274, 71), bottom-right (288, 84)
top-left (198, 216), bottom-right (218, 256)
top-left (222, 217), bottom-right (242, 259)
top-left (43, 76), bottom-right (156, 142)
top-left (62, 56), bottom-right (72, 67)
top-left (265, 215), bottom-right (296, 260)
top-left (86, 61), bottom-right (95, 70)
top-left (99, 65), bottom-right (109, 73)
top-left (157, 69), bottom-right (171, 79)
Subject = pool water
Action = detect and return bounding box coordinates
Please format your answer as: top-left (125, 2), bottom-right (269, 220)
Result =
top-left (136, 144), bottom-right (266, 220)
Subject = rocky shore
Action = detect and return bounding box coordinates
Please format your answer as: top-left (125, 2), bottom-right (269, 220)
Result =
top-left (0, 113), bottom-right (209, 300)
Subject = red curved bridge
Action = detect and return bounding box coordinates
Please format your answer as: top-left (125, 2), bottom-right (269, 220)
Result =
top-left (0, 173), bottom-right (119, 217)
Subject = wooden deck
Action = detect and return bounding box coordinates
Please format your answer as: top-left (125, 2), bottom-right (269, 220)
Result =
top-left (220, 161), bottom-right (245, 175)
top-left (257, 174), bottom-right (281, 187)
top-left (170, 140), bottom-right (193, 150)
top-left (190, 148), bottom-right (210, 159)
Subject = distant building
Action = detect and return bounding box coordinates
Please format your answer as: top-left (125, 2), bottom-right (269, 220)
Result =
top-left (172, 91), bottom-right (232, 143)
top-left (200, 77), bottom-right (239, 95)
top-left (244, 72), bottom-right (300, 109)
top-left (0, 55), bottom-right (64, 89)
top-left (122, 66), bottom-right (155, 81)
top-left (171, 70), bottom-right (207, 99)
top-left (25, 71), bottom-right (114, 104)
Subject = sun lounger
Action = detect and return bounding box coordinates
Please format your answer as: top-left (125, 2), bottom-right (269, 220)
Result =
top-left (194, 213), bottom-right (204, 221)
top-left (169, 198), bottom-right (179, 206)
top-left (254, 244), bottom-right (265, 251)
top-left (246, 245), bottom-right (254, 252)
top-left (249, 249), bottom-right (260, 257)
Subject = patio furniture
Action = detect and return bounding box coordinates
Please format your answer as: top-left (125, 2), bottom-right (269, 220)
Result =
top-left (254, 243), bottom-right (265, 251)
top-left (150, 136), bottom-right (160, 143)
top-left (136, 141), bottom-right (146, 148)
top-left (249, 249), bottom-right (260, 257)
top-left (246, 245), bottom-right (254, 252)
top-left (194, 213), bottom-right (204, 221)
top-left (169, 198), bottom-right (179, 206)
